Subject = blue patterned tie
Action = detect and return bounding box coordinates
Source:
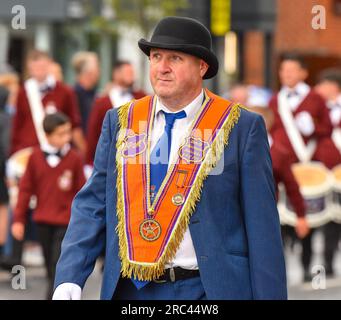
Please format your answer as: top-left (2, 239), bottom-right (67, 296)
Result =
top-left (131, 110), bottom-right (186, 290)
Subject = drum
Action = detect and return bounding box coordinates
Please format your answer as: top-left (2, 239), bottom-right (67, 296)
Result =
top-left (6, 147), bottom-right (33, 180)
top-left (281, 162), bottom-right (333, 228)
top-left (6, 147), bottom-right (33, 208)
top-left (331, 165), bottom-right (341, 223)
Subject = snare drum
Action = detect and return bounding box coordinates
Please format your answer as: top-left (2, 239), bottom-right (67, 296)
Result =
top-left (331, 165), bottom-right (341, 223)
top-left (283, 162), bottom-right (333, 228)
top-left (6, 147), bottom-right (33, 180)
top-left (6, 147), bottom-right (33, 208)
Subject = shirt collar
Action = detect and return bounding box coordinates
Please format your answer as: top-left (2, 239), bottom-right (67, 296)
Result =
top-left (46, 74), bottom-right (56, 88)
top-left (37, 74), bottom-right (56, 91)
top-left (41, 142), bottom-right (70, 157)
top-left (155, 89), bottom-right (205, 123)
top-left (282, 82), bottom-right (310, 96)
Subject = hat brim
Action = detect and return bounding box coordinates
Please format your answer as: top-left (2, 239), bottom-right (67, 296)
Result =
top-left (138, 38), bottom-right (219, 79)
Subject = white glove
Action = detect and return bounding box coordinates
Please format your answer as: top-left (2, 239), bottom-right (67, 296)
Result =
top-left (295, 111), bottom-right (315, 136)
top-left (52, 283), bottom-right (82, 300)
top-left (330, 107), bottom-right (341, 127)
top-left (84, 164), bottom-right (93, 180)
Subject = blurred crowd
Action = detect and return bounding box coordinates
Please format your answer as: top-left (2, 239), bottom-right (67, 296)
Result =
top-left (0, 49), bottom-right (341, 299)
top-left (226, 54), bottom-right (341, 284)
top-left (0, 49), bottom-right (146, 298)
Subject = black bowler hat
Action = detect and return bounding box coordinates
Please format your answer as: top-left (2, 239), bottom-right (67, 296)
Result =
top-left (138, 16), bottom-right (219, 79)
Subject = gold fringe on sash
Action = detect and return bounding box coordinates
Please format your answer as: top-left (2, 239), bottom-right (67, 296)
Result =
top-left (115, 100), bottom-right (242, 281)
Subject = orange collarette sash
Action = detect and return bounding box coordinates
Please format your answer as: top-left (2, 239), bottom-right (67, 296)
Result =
top-left (116, 89), bottom-right (241, 280)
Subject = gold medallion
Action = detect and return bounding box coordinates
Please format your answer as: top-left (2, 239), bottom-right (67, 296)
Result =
top-left (172, 193), bottom-right (185, 206)
top-left (139, 219), bottom-right (161, 241)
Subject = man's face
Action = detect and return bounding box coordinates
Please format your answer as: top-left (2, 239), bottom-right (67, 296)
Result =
top-left (27, 57), bottom-right (51, 82)
top-left (114, 64), bottom-right (135, 88)
top-left (149, 48), bottom-right (208, 105)
top-left (46, 122), bottom-right (72, 149)
top-left (229, 85), bottom-right (249, 105)
top-left (315, 80), bottom-right (340, 101)
top-left (279, 60), bottom-right (308, 88)
top-left (48, 62), bottom-right (63, 82)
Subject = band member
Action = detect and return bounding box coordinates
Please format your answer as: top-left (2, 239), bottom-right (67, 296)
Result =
top-left (85, 61), bottom-right (145, 165)
top-left (12, 112), bottom-right (86, 299)
top-left (315, 69), bottom-right (341, 276)
top-left (10, 49), bottom-right (86, 155)
top-left (269, 54), bottom-right (341, 280)
top-left (269, 54), bottom-right (341, 168)
top-left (53, 17), bottom-right (286, 300)
top-left (315, 68), bottom-right (341, 153)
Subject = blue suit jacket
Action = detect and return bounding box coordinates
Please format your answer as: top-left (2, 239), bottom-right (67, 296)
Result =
top-left (55, 105), bottom-right (287, 300)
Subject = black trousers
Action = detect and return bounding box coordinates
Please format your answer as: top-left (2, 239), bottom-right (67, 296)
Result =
top-left (324, 222), bottom-right (341, 273)
top-left (282, 223), bottom-right (341, 274)
top-left (301, 229), bottom-right (314, 271)
top-left (36, 223), bottom-right (67, 300)
top-left (0, 160), bottom-right (8, 204)
top-left (281, 225), bottom-right (314, 272)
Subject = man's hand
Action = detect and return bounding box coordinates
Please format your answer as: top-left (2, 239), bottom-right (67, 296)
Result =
top-left (52, 283), bottom-right (82, 300)
top-left (11, 222), bottom-right (25, 241)
top-left (295, 217), bottom-right (310, 239)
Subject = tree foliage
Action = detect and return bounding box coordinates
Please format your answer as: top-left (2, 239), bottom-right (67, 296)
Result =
top-left (91, 0), bottom-right (189, 35)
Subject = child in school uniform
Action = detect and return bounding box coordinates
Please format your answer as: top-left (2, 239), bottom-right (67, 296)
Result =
top-left (11, 112), bottom-right (86, 299)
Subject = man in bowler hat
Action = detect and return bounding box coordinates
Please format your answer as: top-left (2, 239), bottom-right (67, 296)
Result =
top-left (53, 16), bottom-right (287, 300)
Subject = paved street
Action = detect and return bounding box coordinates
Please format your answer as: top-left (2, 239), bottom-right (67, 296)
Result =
top-left (286, 231), bottom-right (341, 300)
top-left (0, 243), bottom-right (101, 300)
top-left (1, 231), bottom-right (341, 300)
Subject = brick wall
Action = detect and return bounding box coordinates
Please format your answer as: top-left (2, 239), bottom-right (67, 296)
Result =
top-left (275, 0), bottom-right (341, 56)
top-left (243, 31), bottom-right (265, 86)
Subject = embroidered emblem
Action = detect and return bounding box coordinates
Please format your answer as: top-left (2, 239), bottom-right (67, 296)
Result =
top-left (58, 170), bottom-right (73, 191)
top-left (121, 133), bottom-right (147, 158)
top-left (139, 219), bottom-right (162, 241)
top-left (178, 136), bottom-right (210, 163)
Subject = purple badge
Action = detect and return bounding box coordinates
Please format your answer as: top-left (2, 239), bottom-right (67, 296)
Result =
top-left (122, 133), bottom-right (147, 158)
top-left (178, 136), bottom-right (210, 164)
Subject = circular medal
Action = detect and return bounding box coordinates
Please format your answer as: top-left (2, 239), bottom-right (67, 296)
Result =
top-left (172, 193), bottom-right (185, 206)
top-left (139, 219), bottom-right (161, 241)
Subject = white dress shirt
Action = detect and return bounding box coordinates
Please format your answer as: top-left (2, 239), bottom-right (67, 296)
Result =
top-left (280, 82), bottom-right (315, 136)
top-left (41, 142), bottom-right (70, 167)
top-left (38, 74), bottom-right (58, 114)
top-left (280, 82), bottom-right (310, 112)
top-left (327, 94), bottom-right (341, 127)
top-left (151, 90), bottom-right (204, 270)
top-left (109, 86), bottom-right (134, 108)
